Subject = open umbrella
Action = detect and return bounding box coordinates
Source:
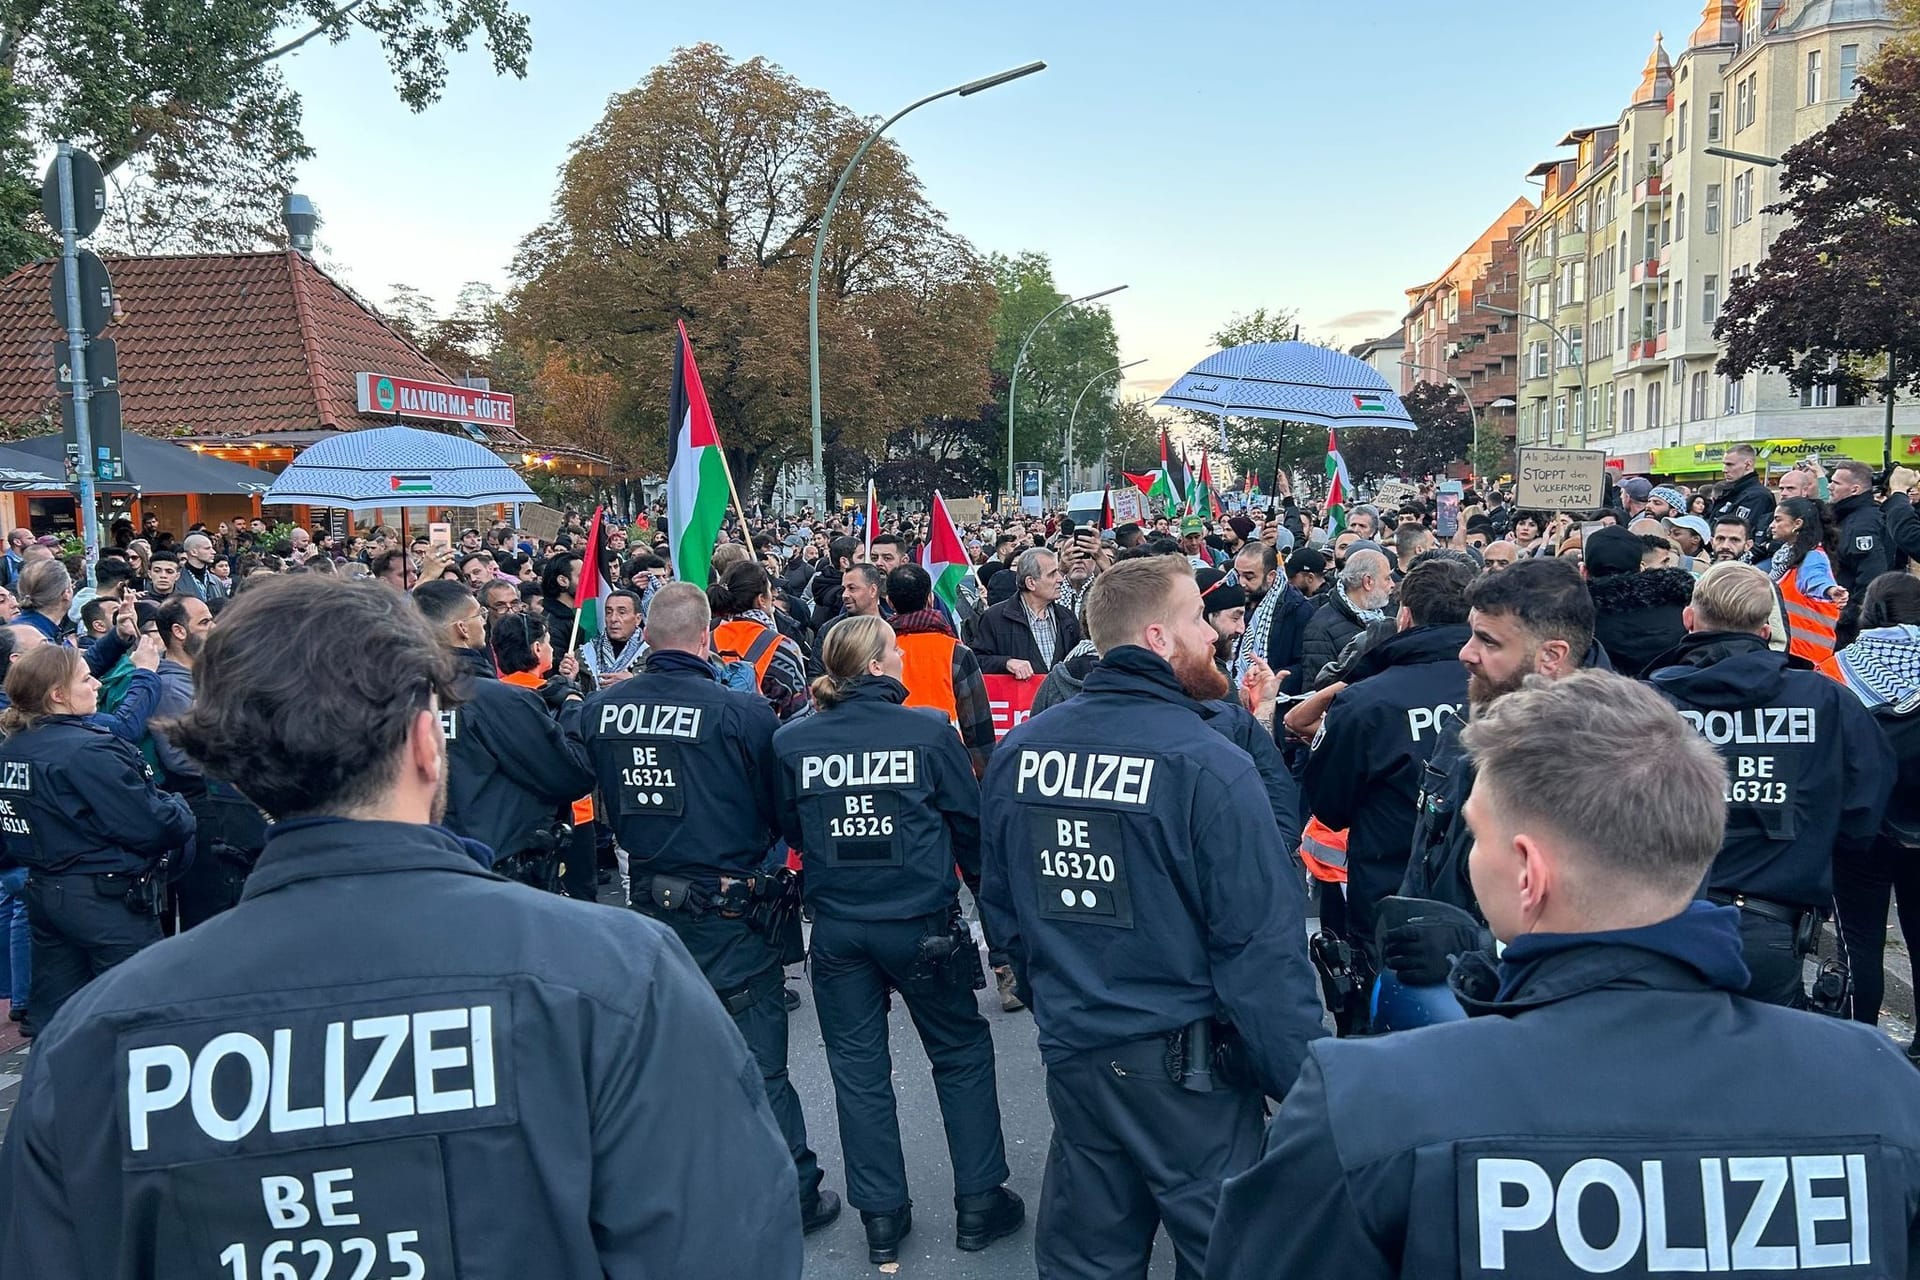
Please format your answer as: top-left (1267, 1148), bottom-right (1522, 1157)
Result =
top-left (1156, 341), bottom-right (1417, 432)
top-left (262, 426), bottom-right (536, 511)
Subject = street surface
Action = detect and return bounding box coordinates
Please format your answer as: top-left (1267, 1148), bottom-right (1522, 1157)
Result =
top-left (0, 897), bottom-right (1907, 1280)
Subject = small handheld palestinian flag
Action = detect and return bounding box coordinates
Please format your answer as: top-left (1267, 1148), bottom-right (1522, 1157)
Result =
top-left (1324, 429), bottom-right (1351, 535)
top-left (566, 505), bottom-right (609, 653)
top-left (921, 492), bottom-right (970, 618)
top-left (1145, 428), bottom-right (1183, 514)
top-left (863, 478), bottom-right (880, 556)
top-left (1099, 488), bottom-right (1115, 531)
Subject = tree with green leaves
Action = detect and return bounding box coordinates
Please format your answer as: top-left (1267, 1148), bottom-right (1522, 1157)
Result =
top-left (0, 0), bottom-right (530, 254)
top-left (990, 250), bottom-right (1120, 496)
top-left (1716, 49), bottom-right (1920, 428)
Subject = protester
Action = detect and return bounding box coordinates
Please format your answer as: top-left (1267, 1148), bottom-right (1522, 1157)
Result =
top-left (970, 547), bottom-right (1081, 681)
top-left (1302, 547), bottom-right (1390, 688)
top-left (1581, 524), bottom-right (1695, 678)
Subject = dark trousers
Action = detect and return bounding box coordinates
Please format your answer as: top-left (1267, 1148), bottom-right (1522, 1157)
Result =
top-left (561, 823), bottom-right (597, 901)
top-left (173, 846), bottom-right (247, 931)
top-left (732, 963), bottom-right (824, 1208)
top-left (25, 871), bottom-right (161, 1030)
top-left (1833, 834), bottom-right (1920, 1024)
top-left (1735, 910), bottom-right (1807, 1008)
top-left (809, 912), bottom-right (1009, 1213)
top-left (1037, 1041), bottom-right (1264, 1280)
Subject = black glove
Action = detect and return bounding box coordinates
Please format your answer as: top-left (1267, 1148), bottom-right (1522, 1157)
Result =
top-left (1378, 896), bottom-right (1486, 987)
top-left (536, 675), bottom-right (574, 714)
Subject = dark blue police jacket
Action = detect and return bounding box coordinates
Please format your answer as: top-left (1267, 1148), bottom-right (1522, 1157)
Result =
top-left (1305, 623), bottom-right (1469, 951)
top-left (978, 645), bottom-right (1325, 1099)
top-left (0, 714), bottom-right (193, 874)
top-left (1649, 632), bottom-right (1894, 911)
top-left (0, 819), bottom-right (802, 1277)
top-left (1210, 903), bottom-right (1920, 1278)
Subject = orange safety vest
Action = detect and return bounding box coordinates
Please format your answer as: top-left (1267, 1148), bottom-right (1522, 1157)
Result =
top-left (1779, 566), bottom-right (1840, 665)
top-left (500, 669), bottom-right (594, 825)
top-left (896, 631), bottom-right (960, 722)
top-left (712, 619), bottom-right (782, 683)
top-left (1298, 816), bottom-right (1348, 884)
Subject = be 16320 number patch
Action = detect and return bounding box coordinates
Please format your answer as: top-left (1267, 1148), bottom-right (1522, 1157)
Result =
top-left (617, 742), bottom-right (683, 816)
top-left (1030, 807), bottom-right (1132, 927)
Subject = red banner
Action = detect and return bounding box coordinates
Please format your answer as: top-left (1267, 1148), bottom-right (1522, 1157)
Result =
top-left (984, 673), bottom-right (1040, 740)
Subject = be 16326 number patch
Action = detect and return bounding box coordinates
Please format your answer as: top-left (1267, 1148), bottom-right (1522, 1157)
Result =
top-left (821, 790), bottom-right (901, 866)
top-left (1030, 807), bottom-right (1132, 928)
top-left (617, 742), bottom-right (683, 817)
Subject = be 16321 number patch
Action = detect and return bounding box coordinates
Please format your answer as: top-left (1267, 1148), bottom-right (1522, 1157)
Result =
top-left (1030, 807), bottom-right (1132, 928)
top-left (617, 742), bottom-right (683, 817)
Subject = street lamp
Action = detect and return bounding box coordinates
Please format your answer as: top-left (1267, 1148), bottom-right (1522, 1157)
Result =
top-left (1399, 358), bottom-right (1481, 476)
top-left (1702, 145), bottom-right (1781, 167)
top-left (806, 61), bottom-right (1046, 511)
top-left (1064, 358), bottom-right (1147, 496)
top-left (1007, 284), bottom-right (1127, 497)
top-left (1478, 301), bottom-right (1589, 447)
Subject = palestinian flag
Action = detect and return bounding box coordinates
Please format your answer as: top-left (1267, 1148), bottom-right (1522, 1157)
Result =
top-left (1124, 470), bottom-right (1156, 496)
top-left (921, 491), bottom-right (970, 616)
top-left (1098, 488), bottom-right (1115, 531)
top-left (668, 319), bottom-right (729, 586)
top-left (571, 505), bottom-right (609, 647)
top-left (1145, 429), bottom-right (1185, 513)
top-left (863, 479), bottom-right (880, 555)
top-left (1351, 392), bottom-right (1388, 414)
top-left (390, 474), bottom-right (432, 494)
top-left (1325, 429), bottom-right (1351, 535)
top-left (1188, 448), bottom-right (1222, 520)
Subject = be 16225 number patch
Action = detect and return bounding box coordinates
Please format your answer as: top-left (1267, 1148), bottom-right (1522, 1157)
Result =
top-left (618, 743), bottom-right (683, 816)
top-left (1030, 807), bottom-right (1132, 928)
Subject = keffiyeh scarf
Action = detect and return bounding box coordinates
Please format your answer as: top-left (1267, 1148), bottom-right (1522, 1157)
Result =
top-left (1831, 624), bottom-right (1920, 713)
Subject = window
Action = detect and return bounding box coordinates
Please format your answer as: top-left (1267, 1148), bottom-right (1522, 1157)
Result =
top-left (1605, 383), bottom-right (1616, 431)
top-left (1530, 340), bottom-right (1551, 379)
top-left (1621, 387), bottom-right (1636, 433)
top-left (1647, 381), bottom-right (1664, 429)
top-left (1724, 375), bottom-right (1744, 415)
top-left (1702, 275), bottom-right (1718, 323)
top-left (1732, 170), bottom-right (1753, 226)
top-left (1678, 102), bottom-right (1690, 151)
top-left (1801, 382), bottom-right (1836, 408)
top-left (1690, 371), bottom-right (1709, 421)
top-left (1807, 50), bottom-right (1822, 105)
top-left (1841, 44), bottom-right (1860, 98)
top-left (1735, 78), bottom-right (1751, 131)
top-left (1617, 306), bottom-right (1627, 348)
top-left (1708, 92), bottom-right (1723, 141)
top-left (1554, 396), bottom-right (1568, 438)
top-left (1567, 324), bottom-right (1583, 366)
top-left (1676, 193), bottom-right (1686, 240)
top-left (1705, 183), bottom-right (1722, 233)
top-left (1673, 280), bottom-right (1684, 329)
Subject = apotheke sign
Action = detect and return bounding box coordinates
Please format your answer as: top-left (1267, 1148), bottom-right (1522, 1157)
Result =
top-left (355, 373), bottom-right (515, 428)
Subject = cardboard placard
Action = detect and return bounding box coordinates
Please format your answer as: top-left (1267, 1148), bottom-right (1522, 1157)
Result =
top-left (1110, 488), bottom-right (1144, 525)
top-left (1515, 447), bottom-right (1608, 512)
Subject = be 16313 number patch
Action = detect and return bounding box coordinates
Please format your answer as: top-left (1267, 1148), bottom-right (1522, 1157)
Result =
top-left (1031, 807), bottom-right (1132, 927)
top-left (617, 742), bottom-right (683, 817)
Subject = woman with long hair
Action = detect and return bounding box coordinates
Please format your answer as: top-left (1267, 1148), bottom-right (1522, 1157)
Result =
top-left (0, 645), bottom-right (192, 1036)
top-left (1766, 496), bottom-right (1845, 664)
top-left (1824, 574), bottom-right (1920, 1049)
top-left (770, 616), bottom-right (1021, 1263)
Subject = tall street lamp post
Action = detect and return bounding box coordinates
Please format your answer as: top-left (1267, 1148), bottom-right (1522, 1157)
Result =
top-left (1064, 358), bottom-right (1147, 496)
top-left (806, 61), bottom-right (1045, 510)
top-left (1478, 301), bottom-right (1588, 447)
top-left (1007, 285), bottom-right (1127, 499)
top-left (1399, 358), bottom-right (1482, 476)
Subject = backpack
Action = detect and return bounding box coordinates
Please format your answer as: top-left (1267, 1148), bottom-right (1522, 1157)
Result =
top-left (711, 654), bottom-right (763, 697)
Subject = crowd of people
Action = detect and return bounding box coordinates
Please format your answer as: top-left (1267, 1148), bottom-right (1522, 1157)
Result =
top-left (0, 440), bottom-right (1915, 1277)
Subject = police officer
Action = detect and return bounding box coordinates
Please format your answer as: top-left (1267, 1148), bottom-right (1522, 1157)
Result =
top-left (415, 580), bottom-right (595, 879)
top-left (0, 642), bottom-right (193, 1034)
top-left (1209, 670), bottom-right (1920, 1279)
top-left (979, 556), bottom-right (1324, 1278)
top-left (1828, 459), bottom-right (1893, 609)
top-left (0, 576), bottom-right (802, 1277)
top-left (1303, 556), bottom-right (1474, 980)
top-left (1649, 562), bottom-right (1893, 1005)
top-left (772, 616), bottom-right (1021, 1264)
top-left (1707, 442), bottom-right (1776, 546)
top-left (580, 581), bottom-right (841, 1235)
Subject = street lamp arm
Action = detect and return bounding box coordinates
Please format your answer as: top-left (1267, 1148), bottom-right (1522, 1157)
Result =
top-left (1007, 285), bottom-right (1128, 494)
top-left (1065, 358), bottom-right (1148, 492)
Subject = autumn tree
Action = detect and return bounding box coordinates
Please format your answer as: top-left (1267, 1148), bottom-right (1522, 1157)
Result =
top-left (1717, 50), bottom-right (1920, 422)
top-left (989, 251), bottom-right (1120, 496)
top-left (0, 0), bottom-right (530, 254)
top-left (507, 44), bottom-right (996, 504)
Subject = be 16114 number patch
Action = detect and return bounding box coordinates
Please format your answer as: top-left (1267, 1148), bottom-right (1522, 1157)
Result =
top-left (1030, 807), bottom-right (1132, 928)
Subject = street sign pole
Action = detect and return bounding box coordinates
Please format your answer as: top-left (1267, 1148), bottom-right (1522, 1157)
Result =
top-left (54, 143), bottom-right (98, 568)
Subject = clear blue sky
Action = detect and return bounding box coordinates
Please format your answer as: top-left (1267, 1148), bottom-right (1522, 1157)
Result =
top-left (281, 0), bottom-right (1680, 399)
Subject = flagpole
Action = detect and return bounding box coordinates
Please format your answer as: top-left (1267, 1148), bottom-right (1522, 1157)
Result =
top-left (565, 503), bottom-right (604, 655)
top-left (716, 451), bottom-right (755, 551)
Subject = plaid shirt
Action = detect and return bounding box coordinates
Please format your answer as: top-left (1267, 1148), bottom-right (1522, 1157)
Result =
top-left (1023, 598), bottom-right (1059, 669)
top-left (889, 607), bottom-right (996, 773)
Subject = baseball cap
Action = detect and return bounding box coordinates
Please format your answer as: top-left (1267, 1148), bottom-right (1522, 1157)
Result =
top-left (1195, 567), bottom-right (1246, 614)
top-left (1619, 476), bottom-right (1653, 502)
top-left (1285, 547), bottom-right (1327, 578)
top-left (1664, 514), bottom-right (1711, 544)
top-left (1583, 524), bottom-right (1646, 578)
top-left (1179, 515), bottom-right (1206, 535)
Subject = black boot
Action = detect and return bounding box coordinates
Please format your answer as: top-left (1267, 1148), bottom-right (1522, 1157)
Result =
top-left (800, 1188), bottom-right (842, 1236)
top-left (860, 1203), bottom-right (912, 1264)
top-left (954, 1186), bottom-right (1024, 1251)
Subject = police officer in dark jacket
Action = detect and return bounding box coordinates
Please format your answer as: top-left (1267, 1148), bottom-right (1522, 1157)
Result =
top-left (1304, 557), bottom-right (1473, 969)
top-left (773, 616), bottom-right (1021, 1264)
top-left (1648, 562), bottom-right (1893, 1005)
top-left (0, 643), bottom-right (193, 1034)
top-left (0, 577), bottom-right (801, 1278)
top-left (416, 581), bottom-right (594, 876)
top-left (979, 557), bottom-right (1324, 1278)
top-left (1828, 459), bottom-right (1893, 607)
top-left (1707, 442), bottom-right (1776, 545)
top-left (580, 581), bottom-right (840, 1234)
top-left (1210, 670), bottom-right (1920, 1280)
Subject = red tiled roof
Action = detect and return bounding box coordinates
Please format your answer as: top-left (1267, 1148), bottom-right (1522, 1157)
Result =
top-left (0, 250), bottom-right (529, 448)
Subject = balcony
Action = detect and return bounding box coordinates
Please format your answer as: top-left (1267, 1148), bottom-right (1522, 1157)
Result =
top-left (1555, 363), bottom-right (1585, 392)
top-left (1630, 256), bottom-right (1663, 285)
top-left (1633, 172), bottom-right (1669, 205)
top-left (1623, 338), bottom-right (1660, 366)
top-left (1659, 242), bottom-right (1674, 272)
top-left (1556, 231), bottom-right (1587, 260)
top-left (1655, 331), bottom-right (1669, 355)
top-left (1525, 257), bottom-right (1553, 284)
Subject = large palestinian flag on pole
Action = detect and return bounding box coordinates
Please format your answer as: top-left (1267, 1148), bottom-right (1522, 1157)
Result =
top-left (1188, 448), bottom-right (1222, 520)
top-left (921, 491), bottom-right (970, 616)
top-left (1145, 428), bottom-right (1185, 513)
top-left (570, 505), bottom-right (609, 647)
top-left (668, 319), bottom-right (729, 586)
top-left (1325, 429), bottom-right (1351, 535)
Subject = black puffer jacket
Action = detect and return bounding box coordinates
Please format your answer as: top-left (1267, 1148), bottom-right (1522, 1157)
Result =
top-left (1301, 586), bottom-right (1375, 690)
top-left (1587, 568), bottom-right (1696, 678)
